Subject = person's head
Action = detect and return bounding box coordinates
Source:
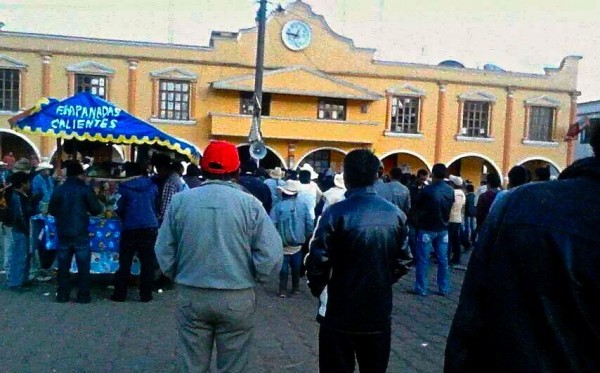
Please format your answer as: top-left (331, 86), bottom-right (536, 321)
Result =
top-left (11, 171), bottom-right (30, 192)
top-left (416, 168), bottom-right (429, 183)
top-left (66, 161), bottom-right (85, 180)
top-left (343, 149), bottom-right (380, 189)
top-left (431, 163), bottom-right (447, 181)
top-left (35, 161), bottom-right (53, 176)
top-left (534, 166), bottom-right (551, 182)
top-left (8, 152), bottom-right (13, 157)
top-left (82, 157), bottom-right (91, 165)
top-left (298, 170), bottom-right (311, 184)
top-left (170, 161), bottom-right (184, 176)
top-left (241, 160), bottom-right (258, 176)
top-left (389, 167), bottom-right (403, 182)
top-left (507, 165), bottom-right (528, 189)
top-left (286, 169), bottom-right (298, 180)
top-left (486, 172), bottom-right (502, 189)
top-left (466, 184), bottom-right (475, 193)
top-left (124, 162), bottom-right (143, 177)
top-left (200, 140), bottom-right (240, 181)
top-left (377, 164), bottom-right (385, 179)
top-left (186, 163), bottom-right (201, 177)
top-left (152, 153), bottom-right (172, 178)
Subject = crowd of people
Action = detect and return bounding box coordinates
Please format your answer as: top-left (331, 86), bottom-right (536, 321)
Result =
top-left (2, 127), bottom-right (599, 372)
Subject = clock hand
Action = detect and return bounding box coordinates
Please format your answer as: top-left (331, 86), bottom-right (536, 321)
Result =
top-left (287, 31), bottom-right (299, 38)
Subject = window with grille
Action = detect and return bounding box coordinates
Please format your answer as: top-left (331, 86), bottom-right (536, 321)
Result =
top-left (580, 118), bottom-right (600, 144)
top-left (461, 101), bottom-right (489, 137)
top-left (528, 106), bottom-right (554, 142)
top-left (0, 69), bottom-right (20, 112)
top-left (390, 96), bottom-right (419, 133)
top-left (318, 98), bottom-right (346, 121)
top-left (75, 74), bottom-right (107, 99)
top-left (159, 80), bottom-right (190, 120)
top-left (239, 92), bottom-right (271, 116)
top-left (305, 150), bottom-right (330, 173)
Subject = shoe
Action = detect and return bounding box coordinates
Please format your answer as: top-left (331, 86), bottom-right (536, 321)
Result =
top-left (8, 286), bottom-right (31, 293)
top-left (110, 294), bottom-right (126, 302)
top-left (76, 292), bottom-right (91, 304)
top-left (407, 289), bottom-right (427, 296)
top-left (277, 293), bottom-right (286, 298)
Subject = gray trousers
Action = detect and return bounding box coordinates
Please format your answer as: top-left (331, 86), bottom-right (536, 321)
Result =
top-left (177, 285), bottom-right (256, 373)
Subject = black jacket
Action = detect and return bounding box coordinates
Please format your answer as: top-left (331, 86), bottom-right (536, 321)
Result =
top-left (9, 190), bottom-right (33, 235)
top-left (49, 177), bottom-right (102, 245)
top-left (306, 187), bottom-right (408, 333)
top-left (445, 157), bottom-right (600, 373)
top-left (413, 180), bottom-right (454, 232)
top-left (238, 175), bottom-right (273, 213)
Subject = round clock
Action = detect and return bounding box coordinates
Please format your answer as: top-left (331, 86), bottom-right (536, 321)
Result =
top-left (281, 20), bottom-right (312, 51)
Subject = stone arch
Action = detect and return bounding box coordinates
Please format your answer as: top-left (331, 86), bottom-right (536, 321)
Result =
top-left (378, 149), bottom-right (432, 174)
top-left (0, 128), bottom-right (41, 160)
top-left (446, 152), bottom-right (502, 184)
top-left (236, 143), bottom-right (287, 170)
top-left (517, 156), bottom-right (562, 178)
top-left (296, 147), bottom-right (347, 173)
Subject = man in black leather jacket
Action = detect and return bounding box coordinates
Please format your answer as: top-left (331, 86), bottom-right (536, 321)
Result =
top-left (445, 125), bottom-right (600, 372)
top-left (306, 149), bottom-right (408, 373)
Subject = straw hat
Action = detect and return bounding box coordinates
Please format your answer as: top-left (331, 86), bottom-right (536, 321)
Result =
top-left (0, 161), bottom-right (6, 167)
top-left (299, 163), bottom-right (318, 180)
top-left (36, 161), bottom-right (54, 172)
top-left (334, 173), bottom-right (345, 189)
top-left (13, 158), bottom-right (31, 173)
top-left (449, 175), bottom-right (463, 187)
top-left (277, 180), bottom-right (301, 196)
top-left (269, 167), bottom-right (284, 180)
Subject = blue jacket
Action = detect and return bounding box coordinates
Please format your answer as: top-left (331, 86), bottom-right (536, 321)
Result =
top-left (117, 176), bottom-right (159, 231)
top-left (269, 196), bottom-right (314, 246)
top-left (48, 177), bottom-right (102, 245)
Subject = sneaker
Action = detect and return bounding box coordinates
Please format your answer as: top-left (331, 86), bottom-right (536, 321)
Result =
top-left (277, 293), bottom-right (287, 299)
top-left (407, 289), bottom-right (427, 297)
top-left (292, 290), bottom-right (300, 296)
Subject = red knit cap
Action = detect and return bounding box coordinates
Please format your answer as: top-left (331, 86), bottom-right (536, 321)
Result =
top-left (201, 140), bottom-right (240, 174)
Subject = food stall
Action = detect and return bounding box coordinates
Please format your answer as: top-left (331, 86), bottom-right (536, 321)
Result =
top-left (9, 92), bottom-right (201, 273)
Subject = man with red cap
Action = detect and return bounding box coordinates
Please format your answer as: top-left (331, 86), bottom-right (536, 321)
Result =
top-left (155, 140), bottom-right (283, 373)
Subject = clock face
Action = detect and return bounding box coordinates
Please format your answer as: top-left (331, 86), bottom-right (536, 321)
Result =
top-left (281, 20), bottom-right (312, 51)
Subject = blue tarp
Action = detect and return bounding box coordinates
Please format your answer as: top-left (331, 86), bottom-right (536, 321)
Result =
top-left (11, 92), bottom-right (200, 163)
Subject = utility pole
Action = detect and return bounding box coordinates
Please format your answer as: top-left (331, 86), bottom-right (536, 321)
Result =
top-left (248, 0), bottom-right (268, 160)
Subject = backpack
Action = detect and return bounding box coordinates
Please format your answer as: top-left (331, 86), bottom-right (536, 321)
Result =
top-left (276, 201), bottom-right (301, 247)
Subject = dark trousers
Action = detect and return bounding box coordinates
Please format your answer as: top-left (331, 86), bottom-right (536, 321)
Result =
top-left (113, 228), bottom-right (158, 300)
top-left (279, 250), bottom-right (302, 293)
top-left (448, 222), bottom-right (462, 264)
top-left (57, 242), bottom-right (91, 297)
top-left (319, 325), bottom-right (391, 373)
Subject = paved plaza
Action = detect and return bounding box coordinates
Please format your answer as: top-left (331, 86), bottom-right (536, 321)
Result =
top-left (0, 264), bottom-right (467, 372)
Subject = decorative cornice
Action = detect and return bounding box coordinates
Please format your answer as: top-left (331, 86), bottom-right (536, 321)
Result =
top-left (128, 60), bottom-right (139, 70)
top-left (0, 54), bottom-right (28, 70)
top-left (458, 90), bottom-right (497, 103)
top-left (41, 55), bottom-right (52, 64)
top-left (386, 83), bottom-right (426, 97)
top-left (524, 95), bottom-right (561, 107)
top-left (66, 61), bottom-right (115, 75)
top-left (150, 67), bottom-right (197, 81)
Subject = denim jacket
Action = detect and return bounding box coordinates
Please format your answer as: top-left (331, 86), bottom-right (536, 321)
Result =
top-left (269, 196), bottom-right (314, 247)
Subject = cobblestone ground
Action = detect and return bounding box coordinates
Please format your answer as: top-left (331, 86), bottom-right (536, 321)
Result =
top-left (0, 263), bottom-right (466, 372)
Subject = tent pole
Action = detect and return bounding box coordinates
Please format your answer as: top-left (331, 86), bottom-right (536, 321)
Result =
top-left (56, 138), bottom-right (62, 176)
top-left (130, 145), bottom-right (136, 163)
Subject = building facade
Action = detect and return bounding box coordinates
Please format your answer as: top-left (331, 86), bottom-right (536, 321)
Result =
top-left (0, 0), bottom-right (581, 182)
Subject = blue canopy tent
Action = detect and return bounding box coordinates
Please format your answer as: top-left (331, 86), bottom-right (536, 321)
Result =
top-left (9, 92), bottom-right (201, 164)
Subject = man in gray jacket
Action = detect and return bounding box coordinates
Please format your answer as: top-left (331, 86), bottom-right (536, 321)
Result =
top-left (155, 140), bottom-right (283, 373)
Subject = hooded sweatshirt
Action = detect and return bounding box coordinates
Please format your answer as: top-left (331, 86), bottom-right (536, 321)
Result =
top-left (117, 176), bottom-right (159, 231)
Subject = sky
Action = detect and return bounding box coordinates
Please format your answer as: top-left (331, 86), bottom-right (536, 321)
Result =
top-left (1, 0), bottom-right (599, 101)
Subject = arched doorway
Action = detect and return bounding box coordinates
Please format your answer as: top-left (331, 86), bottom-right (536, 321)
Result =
top-left (379, 150), bottom-right (430, 175)
top-left (237, 144), bottom-right (286, 170)
top-left (447, 154), bottom-right (502, 185)
top-left (0, 129), bottom-right (41, 162)
top-left (297, 148), bottom-right (346, 173)
top-left (519, 157), bottom-right (561, 180)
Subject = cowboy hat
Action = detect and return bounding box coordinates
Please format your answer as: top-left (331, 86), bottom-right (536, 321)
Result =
top-left (277, 180), bottom-right (301, 196)
top-left (299, 163), bottom-right (318, 180)
top-left (35, 161), bottom-right (54, 172)
top-left (13, 158), bottom-right (31, 173)
top-left (449, 175), bottom-right (463, 187)
top-left (334, 173), bottom-right (345, 189)
top-left (269, 167), bottom-right (284, 180)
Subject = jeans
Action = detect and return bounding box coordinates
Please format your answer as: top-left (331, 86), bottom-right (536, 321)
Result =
top-left (414, 230), bottom-right (449, 295)
top-left (57, 241), bottom-right (91, 298)
top-left (7, 231), bottom-right (30, 287)
top-left (464, 216), bottom-right (476, 243)
top-left (407, 224), bottom-right (418, 259)
top-left (448, 222), bottom-right (462, 264)
top-left (279, 250), bottom-right (302, 293)
top-left (113, 228), bottom-right (158, 300)
top-left (319, 325), bottom-right (391, 373)
top-left (2, 225), bottom-right (12, 275)
top-left (177, 286), bottom-right (256, 373)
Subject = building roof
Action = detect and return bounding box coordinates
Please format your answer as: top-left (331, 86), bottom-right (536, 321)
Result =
top-left (211, 66), bottom-right (384, 101)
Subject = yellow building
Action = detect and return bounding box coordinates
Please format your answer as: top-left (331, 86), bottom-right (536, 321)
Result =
top-left (0, 0), bottom-right (581, 182)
